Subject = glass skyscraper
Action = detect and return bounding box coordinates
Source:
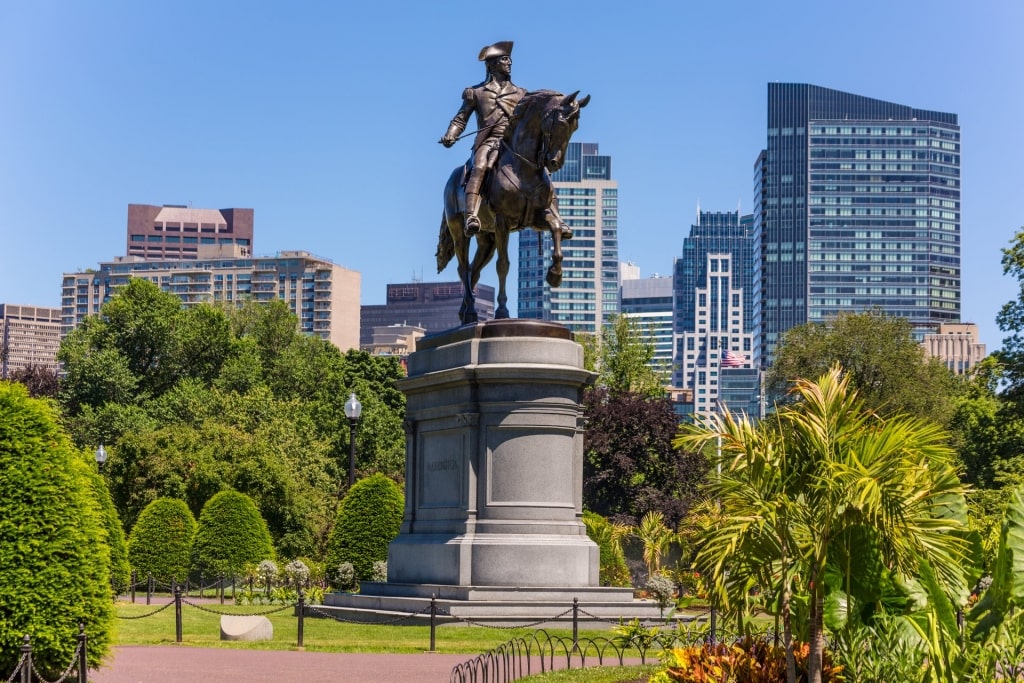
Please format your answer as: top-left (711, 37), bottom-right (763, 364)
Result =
top-left (756, 84), bottom-right (960, 364)
top-left (518, 142), bottom-right (619, 334)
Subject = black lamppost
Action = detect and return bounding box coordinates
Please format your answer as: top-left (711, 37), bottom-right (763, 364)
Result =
top-left (95, 443), bottom-right (107, 472)
top-left (344, 392), bottom-right (362, 488)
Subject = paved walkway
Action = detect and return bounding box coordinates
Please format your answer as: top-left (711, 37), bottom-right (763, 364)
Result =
top-left (90, 646), bottom-right (470, 682)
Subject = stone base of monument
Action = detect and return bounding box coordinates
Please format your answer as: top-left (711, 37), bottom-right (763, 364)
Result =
top-left (314, 321), bottom-right (665, 627)
top-left (320, 585), bottom-right (666, 627)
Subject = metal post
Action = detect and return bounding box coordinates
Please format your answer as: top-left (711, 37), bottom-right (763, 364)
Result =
top-left (174, 584), bottom-right (183, 643)
top-left (147, 573), bottom-right (153, 605)
top-left (348, 419), bottom-right (358, 488)
top-left (77, 623), bottom-right (88, 683)
top-left (572, 598), bottom-right (579, 648)
top-left (297, 589), bottom-right (305, 649)
top-left (219, 575), bottom-right (225, 605)
top-left (20, 634), bottom-right (31, 683)
top-left (131, 570), bottom-right (136, 604)
top-left (199, 574), bottom-right (204, 599)
top-left (429, 594), bottom-right (437, 653)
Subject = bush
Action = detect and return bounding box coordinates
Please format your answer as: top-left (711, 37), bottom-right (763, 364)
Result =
top-left (583, 511), bottom-right (632, 587)
top-left (85, 463), bottom-right (131, 594)
top-left (127, 498), bottom-right (197, 584)
top-left (0, 382), bottom-right (114, 674)
top-left (334, 562), bottom-right (356, 591)
top-left (191, 490), bottom-right (274, 577)
top-left (326, 473), bottom-right (403, 581)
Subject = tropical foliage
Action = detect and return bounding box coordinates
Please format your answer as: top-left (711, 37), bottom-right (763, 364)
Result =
top-left (676, 365), bottom-right (974, 683)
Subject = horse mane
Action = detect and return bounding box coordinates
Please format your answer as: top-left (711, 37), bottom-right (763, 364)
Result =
top-left (504, 90), bottom-right (563, 141)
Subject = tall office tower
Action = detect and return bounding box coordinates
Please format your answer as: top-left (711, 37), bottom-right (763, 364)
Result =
top-left (0, 304), bottom-right (62, 378)
top-left (673, 210), bottom-right (756, 388)
top-left (677, 252), bottom-right (756, 418)
top-left (127, 204), bottom-right (254, 260)
top-left (756, 84), bottom-right (960, 364)
top-left (359, 281), bottom-right (495, 347)
top-left (620, 272), bottom-right (674, 376)
top-left (62, 249), bottom-right (360, 351)
top-left (518, 142), bottom-right (619, 334)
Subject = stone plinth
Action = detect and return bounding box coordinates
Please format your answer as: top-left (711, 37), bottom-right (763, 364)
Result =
top-left (387, 320), bottom-right (599, 590)
top-left (220, 615), bottom-right (273, 641)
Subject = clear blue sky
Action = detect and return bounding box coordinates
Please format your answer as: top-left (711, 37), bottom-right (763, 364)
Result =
top-left (2, 1), bottom-right (1021, 351)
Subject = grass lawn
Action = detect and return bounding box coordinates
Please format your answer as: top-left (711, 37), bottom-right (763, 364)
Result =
top-left (516, 665), bottom-right (658, 682)
top-left (114, 601), bottom-right (677, 656)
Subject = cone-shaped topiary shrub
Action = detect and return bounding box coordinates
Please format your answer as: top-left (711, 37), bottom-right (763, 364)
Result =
top-left (85, 463), bottom-right (131, 594)
top-left (191, 490), bottom-right (274, 578)
top-left (0, 382), bottom-right (114, 675)
top-left (127, 497), bottom-right (197, 584)
top-left (326, 473), bottom-right (404, 582)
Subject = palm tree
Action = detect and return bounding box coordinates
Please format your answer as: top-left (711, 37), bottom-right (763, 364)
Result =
top-left (635, 510), bottom-right (675, 578)
top-left (677, 364), bottom-right (971, 683)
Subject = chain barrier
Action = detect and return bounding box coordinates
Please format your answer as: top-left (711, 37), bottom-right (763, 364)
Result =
top-left (305, 603), bottom-right (433, 626)
top-left (4, 658), bottom-right (23, 683)
top-left (181, 599), bottom-right (295, 617)
top-left (115, 602), bottom-right (174, 620)
top-left (29, 641), bottom-right (82, 683)
top-left (442, 607), bottom-right (575, 630)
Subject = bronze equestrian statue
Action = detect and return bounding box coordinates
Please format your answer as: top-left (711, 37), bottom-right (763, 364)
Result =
top-left (437, 41), bottom-right (589, 324)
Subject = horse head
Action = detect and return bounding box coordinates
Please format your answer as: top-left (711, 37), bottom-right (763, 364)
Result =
top-left (540, 91), bottom-right (590, 173)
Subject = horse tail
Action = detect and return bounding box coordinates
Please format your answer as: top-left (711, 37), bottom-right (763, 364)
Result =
top-left (436, 213), bottom-right (455, 273)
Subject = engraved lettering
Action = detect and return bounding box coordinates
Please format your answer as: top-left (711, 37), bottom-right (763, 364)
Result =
top-left (427, 458), bottom-right (459, 472)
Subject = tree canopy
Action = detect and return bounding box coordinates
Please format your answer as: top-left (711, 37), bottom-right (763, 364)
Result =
top-left (768, 309), bottom-right (961, 425)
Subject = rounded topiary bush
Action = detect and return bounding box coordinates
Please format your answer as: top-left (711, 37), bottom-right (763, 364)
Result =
top-left (326, 473), bottom-right (404, 582)
top-left (127, 498), bottom-right (197, 584)
top-left (191, 490), bottom-right (274, 578)
top-left (583, 511), bottom-right (632, 587)
top-left (0, 382), bottom-right (114, 674)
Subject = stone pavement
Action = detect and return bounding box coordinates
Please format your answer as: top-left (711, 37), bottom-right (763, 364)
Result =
top-left (89, 646), bottom-right (470, 682)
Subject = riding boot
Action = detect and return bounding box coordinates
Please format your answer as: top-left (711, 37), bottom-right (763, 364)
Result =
top-left (465, 193), bottom-right (482, 237)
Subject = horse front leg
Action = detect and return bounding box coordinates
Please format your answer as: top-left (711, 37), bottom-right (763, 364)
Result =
top-left (494, 221), bottom-right (511, 318)
top-left (545, 223), bottom-right (563, 288)
top-left (453, 228), bottom-right (478, 325)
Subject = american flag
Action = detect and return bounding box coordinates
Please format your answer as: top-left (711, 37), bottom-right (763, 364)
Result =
top-left (721, 350), bottom-right (746, 368)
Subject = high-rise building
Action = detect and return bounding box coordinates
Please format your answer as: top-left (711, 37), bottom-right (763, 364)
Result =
top-left (673, 210), bottom-right (756, 387)
top-left (620, 271), bottom-right (673, 375)
top-left (677, 252), bottom-right (755, 418)
top-left (922, 322), bottom-right (986, 375)
top-left (755, 84), bottom-right (960, 364)
top-left (127, 204), bottom-right (254, 260)
top-left (62, 248), bottom-right (360, 351)
top-left (359, 281), bottom-right (495, 347)
top-left (0, 304), bottom-right (62, 378)
top-left (518, 142), bottom-right (619, 334)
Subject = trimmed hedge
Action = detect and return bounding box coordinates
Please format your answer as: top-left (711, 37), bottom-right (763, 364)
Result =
top-left (0, 382), bottom-right (114, 674)
top-left (85, 462), bottom-right (131, 594)
top-left (191, 490), bottom-right (274, 577)
top-left (583, 511), bottom-right (632, 587)
top-left (127, 498), bottom-right (197, 583)
top-left (326, 473), bottom-right (404, 582)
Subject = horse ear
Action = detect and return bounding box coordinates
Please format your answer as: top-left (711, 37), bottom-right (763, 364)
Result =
top-left (560, 91), bottom-right (579, 107)
top-left (578, 94), bottom-right (591, 109)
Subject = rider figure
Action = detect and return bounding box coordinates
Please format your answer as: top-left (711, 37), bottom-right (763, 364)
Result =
top-left (440, 41), bottom-right (526, 237)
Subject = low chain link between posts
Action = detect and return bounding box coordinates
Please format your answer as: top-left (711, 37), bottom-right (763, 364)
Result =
top-left (441, 607), bottom-right (574, 630)
top-left (181, 599), bottom-right (295, 617)
top-left (29, 641), bottom-right (82, 683)
top-left (305, 604), bottom-right (433, 626)
top-left (116, 601), bottom-right (174, 620)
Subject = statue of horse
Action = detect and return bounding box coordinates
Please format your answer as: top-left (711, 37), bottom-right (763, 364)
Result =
top-left (435, 90), bottom-right (590, 324)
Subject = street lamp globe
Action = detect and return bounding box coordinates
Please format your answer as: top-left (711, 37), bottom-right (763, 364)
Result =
top-left (95, 444), bottom-right (107, 471)
top-left (344, 393), bottom-right (362, 489)
top-left (344, 393), bottom-right (362, 422)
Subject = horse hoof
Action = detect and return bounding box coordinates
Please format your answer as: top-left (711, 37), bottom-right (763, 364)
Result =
top-left (546, 270), bottom-right (562, 287)
top-left (496, 308), bottom-right (510, 319)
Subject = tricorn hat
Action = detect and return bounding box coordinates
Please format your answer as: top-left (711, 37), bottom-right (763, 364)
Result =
top-left (478, 41), bottom-right (514, 61)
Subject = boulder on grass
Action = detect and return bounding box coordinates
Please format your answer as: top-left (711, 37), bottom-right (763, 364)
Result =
top-left (220, 615), bottom-right (273, 641)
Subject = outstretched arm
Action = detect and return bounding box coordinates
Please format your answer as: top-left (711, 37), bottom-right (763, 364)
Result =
top-left (440, 88), bottom-right (476, 147)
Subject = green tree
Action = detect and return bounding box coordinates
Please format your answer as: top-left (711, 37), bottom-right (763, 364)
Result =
top-left (677, 365), bottom-right (973, 683)
top-left (191, 490), bottom-right (275, 578)
top-left (579, 314), bottom-right (666, 397)
top-left (127, 498), bottom-right (197, 583)
top-left (768, 309), bottom-right (961, 424)
top-left (0, 383), bottom-right (114, 674)
top-left (326, 473), bottom-right (404, 581)
top-left (84, 462), bottom-right (131, 594)
top-left (996, 226), bottom-right (1024, 404)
